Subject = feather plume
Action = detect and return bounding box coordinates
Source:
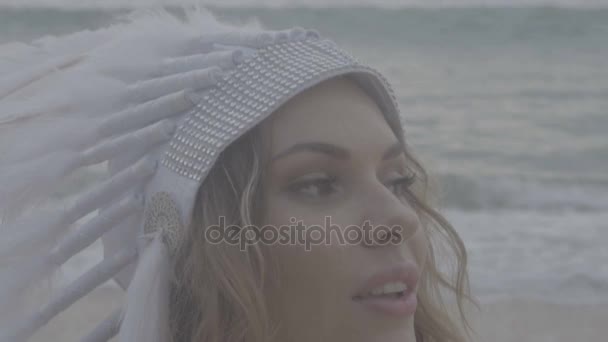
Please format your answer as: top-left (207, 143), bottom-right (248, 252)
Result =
top-left (0, 6), bottom-right (269, 341)
top-left (117, 234), bottom-right (172, 342)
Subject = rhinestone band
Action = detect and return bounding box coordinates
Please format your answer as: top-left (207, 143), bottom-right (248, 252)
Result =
top-left (162, 37), bottom-right (400, 182)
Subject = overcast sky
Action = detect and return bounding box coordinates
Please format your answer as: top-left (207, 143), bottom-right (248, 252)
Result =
top-left (1, 0), bottom-right (608, 9)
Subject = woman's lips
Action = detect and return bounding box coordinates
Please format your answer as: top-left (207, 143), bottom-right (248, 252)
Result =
top-left (352, 262), bottom-right (419, 317)
top-left (352, 288), bottom-right (418, 317)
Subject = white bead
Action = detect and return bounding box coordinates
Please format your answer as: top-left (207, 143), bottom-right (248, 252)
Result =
top-left (162, 37), bottom-right (400, 182)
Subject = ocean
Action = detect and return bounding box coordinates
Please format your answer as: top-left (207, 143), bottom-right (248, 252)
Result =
top-left (1, 2), bottom-right (607, 304)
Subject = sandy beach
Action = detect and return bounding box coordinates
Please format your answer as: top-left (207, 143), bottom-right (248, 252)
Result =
top-left (30, 286), bottom-right (608, 342)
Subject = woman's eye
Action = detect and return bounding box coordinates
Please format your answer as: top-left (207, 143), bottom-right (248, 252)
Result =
top-left (386, 173), bottom-right (416, 197)
top-left (287, 175), bottom-right (339, 198)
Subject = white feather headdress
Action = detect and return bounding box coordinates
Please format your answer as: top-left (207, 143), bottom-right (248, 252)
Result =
top-left (0, 7), bottom-right (402, 342)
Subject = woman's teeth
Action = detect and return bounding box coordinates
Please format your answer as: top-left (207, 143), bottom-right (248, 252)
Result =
top-left (366, 281), bottom-right (408, 297)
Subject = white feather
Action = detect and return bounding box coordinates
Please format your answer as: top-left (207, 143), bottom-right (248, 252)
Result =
top-left (0, 6), bottom-right (268, 341)
top-left (81, 308), bottom-right (123, 342)
top-left (117, 234), bottom-right (172, 342)
top-left (0, 151), bottom-right (80, 219)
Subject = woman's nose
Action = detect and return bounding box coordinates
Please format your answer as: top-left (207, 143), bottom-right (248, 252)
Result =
top-left (359, 180), bottom-right (421, 249)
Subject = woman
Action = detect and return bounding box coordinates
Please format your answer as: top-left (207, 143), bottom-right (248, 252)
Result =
top-left (0, 7), bottom-right (476, 342)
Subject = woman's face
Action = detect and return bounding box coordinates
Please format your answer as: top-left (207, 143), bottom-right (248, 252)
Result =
top-left (261, 76), bottom-right (428, 342)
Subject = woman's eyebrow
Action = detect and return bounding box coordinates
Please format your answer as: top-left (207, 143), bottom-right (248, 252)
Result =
top-left (272, 142), bottom-right (349, 162)
top-left (272, 141), bottom-right (403, 162)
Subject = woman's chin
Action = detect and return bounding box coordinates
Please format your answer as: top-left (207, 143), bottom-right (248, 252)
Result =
top-left (356, 326), bottom-right (417, 342)
top-left (344, 311), bottom-right (417, 342)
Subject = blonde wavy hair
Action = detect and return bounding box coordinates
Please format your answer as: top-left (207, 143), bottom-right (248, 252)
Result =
top-left (168, 76), bottom-right (479, 342)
